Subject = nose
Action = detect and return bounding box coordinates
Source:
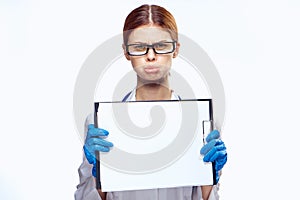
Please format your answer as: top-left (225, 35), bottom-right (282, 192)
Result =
top-left (146, 48), bottom-right (156, 61)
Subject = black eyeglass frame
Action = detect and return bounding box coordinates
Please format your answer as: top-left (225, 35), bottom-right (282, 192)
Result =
top-left (125, 41), bottom-right (177, 56)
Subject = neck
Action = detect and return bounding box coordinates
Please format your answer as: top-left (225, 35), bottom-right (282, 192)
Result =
top-left (136, 79), bottom-right (171, 101)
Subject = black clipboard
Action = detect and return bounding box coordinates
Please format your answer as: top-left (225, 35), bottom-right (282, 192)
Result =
top-left (94, 103), bottom-right (101, 189)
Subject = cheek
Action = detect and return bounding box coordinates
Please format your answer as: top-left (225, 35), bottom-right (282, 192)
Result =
top-left (160, 56), bottom-right (173, 67)
top-left (130, 59), bottom-right (140, 69)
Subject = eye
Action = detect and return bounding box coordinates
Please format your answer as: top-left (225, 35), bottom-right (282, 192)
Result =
top-left (132, 44), bottom-right (147, 51)
top-left (154, 43), bottom-right (168, 50)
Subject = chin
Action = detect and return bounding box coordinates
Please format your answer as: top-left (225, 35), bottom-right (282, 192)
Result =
top-left (140, 77), bottom-right (165, 85)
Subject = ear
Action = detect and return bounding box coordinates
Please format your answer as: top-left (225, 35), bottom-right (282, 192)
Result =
top-left (172, 42), bottom-right (180, 58)
top-left (122, 44), bottom-right (131, 60)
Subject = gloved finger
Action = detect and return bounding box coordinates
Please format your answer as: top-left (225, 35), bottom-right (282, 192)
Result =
top-left (92, 165), bottom-right (97, 177)
top-left (85, 143), bottom-right (112, 153)
top-left (201, 139), bottom-right (224, 155)
top-left (93, 144), bottom-right (112, 152)
top-left (83, 145), bottom-right (97, 165)
top-left (203, 141), bottom-right (226, 162)
top-left (88, 125), bottom-right (109, 137)
top-left (87, 137), bottom-right (114, 148)
top-left (87, 124), bottom-right (109, 138)
top-left (206, 130), bottom-right (220, 143)
top-left (200, 139), bottom-right (217, 155)
top-left (215, 153), bottom-right (227, 171)
top-left (209, 149), bottom-right (227, 163)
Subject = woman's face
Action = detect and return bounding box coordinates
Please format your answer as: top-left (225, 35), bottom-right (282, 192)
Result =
top-left (124, 25), bottom-right (180, 84)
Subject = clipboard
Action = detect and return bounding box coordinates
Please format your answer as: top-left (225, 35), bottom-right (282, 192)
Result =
top-left (94, 99), bottom-right (216, 191)
top-left (94, 102), bottom-right (102, 189)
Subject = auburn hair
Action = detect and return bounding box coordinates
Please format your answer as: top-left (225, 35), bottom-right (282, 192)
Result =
top-left (123, 4), bottom-right (178, 45)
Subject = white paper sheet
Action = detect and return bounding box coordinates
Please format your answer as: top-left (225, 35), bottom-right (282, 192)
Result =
top-left (95, 99), bottom-right (214, 192)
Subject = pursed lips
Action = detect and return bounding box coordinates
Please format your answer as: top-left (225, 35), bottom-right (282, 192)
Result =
top-left (144, 66), bottom-right (160, 73)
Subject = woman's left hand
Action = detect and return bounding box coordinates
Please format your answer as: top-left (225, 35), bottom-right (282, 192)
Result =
top-left (200, 130), bottom-right (227, 183)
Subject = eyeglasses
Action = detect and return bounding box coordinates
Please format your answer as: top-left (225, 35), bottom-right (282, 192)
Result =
top-left (126, 41), bottom-right (177, 56)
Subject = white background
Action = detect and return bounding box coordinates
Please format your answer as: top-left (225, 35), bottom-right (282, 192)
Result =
top-left (1, 0), bottom-right (299, 199)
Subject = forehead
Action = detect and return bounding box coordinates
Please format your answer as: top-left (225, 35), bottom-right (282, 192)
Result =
top-left (127, 25), bottom-right (172, 43)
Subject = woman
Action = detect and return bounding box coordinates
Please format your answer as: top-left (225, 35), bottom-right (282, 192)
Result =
top-left (75, 4), bottom-right (227, 200)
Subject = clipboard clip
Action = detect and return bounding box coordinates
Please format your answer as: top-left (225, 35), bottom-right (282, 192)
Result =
top-left (202, 120), bottom-right (214, 145)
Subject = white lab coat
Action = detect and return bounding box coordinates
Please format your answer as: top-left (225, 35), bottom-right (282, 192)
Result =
top-left (74, 90), bottom-right (220, 200)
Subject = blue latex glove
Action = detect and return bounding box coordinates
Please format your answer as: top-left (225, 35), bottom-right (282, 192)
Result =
top-left (200, 130), bottom-right (227, 183)
top-left (83, 124), bottom-right (113, 177)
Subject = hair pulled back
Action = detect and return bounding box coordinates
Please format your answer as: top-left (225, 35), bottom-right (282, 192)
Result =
top-left (123, 4), bottom-right (178, 45)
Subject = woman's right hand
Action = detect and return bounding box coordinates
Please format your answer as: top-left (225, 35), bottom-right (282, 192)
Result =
top-left (83, 124), bottom-right (114, 177)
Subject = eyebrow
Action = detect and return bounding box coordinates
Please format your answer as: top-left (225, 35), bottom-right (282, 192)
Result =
top-left (129, 40), bottom-right (172, 45)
